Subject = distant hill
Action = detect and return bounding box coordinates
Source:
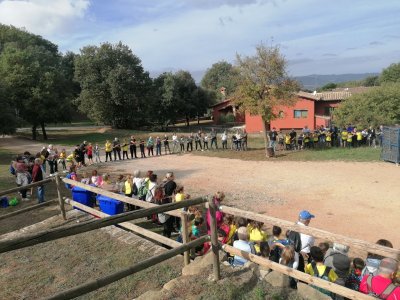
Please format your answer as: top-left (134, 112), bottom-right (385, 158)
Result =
top-left (296, 73), bottom-right (379, 91)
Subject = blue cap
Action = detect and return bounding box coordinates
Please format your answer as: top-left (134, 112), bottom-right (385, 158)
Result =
top-left (299, 210), bottom-right (315, 220)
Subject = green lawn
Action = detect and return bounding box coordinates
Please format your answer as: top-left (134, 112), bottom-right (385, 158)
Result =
top-left (0, 149), bottom-right (16, 191)
top-left (192, 146), bottom-right (382, 162)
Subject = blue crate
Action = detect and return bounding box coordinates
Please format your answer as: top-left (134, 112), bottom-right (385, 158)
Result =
top-left (72, 186), bottom-right (94, 208)
top-left (0, 197), bottom-right (9, 208)
top-left (97, 195), bottom-right (124, 215)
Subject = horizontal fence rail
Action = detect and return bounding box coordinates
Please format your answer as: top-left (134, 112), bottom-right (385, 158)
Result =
top-left (0, 178), bottom-right (54, 197)
top-left (219, 206), bottom-right (400, 260)
top-left (223, 244), bottom-right (374, 300)
top-left (65, 198), bottom-right (182, 249)
top-left (0, 199), bottom-right (57, 221)
top-left (62, 178), bottom-right (183, 218)
top-left (0, 197), bottom-right (207, 254)
top-left (46, 235), bottom-right (210, 300)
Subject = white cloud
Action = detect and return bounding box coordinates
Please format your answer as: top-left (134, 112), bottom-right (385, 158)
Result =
top-left (0, 0), bottom-right (90, 36)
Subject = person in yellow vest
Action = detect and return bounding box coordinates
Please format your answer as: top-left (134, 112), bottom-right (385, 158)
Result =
top-left (105, 140), bottom-right (112, 162)
top-left (285, 133), bottom-right (291, 150)
top-left (326, 131), bottom-right (332, 147)
top-left (313, 132), bottom-right (319, 148)
top-left (65, 152), bottom-right (75, 167)
top-left (347, 132), bottom-right (353, 148)
top-left (356, 130), bottom-right (363, 148)
top-left (122, 139), bottom-right (129, 160)
top-left (124, 174), bottom-right (134, 210)
top-left (248, 221), bottom-right (268, 254)
top-left (341, 129), bottom-right (348, 148)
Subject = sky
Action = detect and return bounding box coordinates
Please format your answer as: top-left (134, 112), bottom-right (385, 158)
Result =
top-left (1, 0), bottom-right (399, 80)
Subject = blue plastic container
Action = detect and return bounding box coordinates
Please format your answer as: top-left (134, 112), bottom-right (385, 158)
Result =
top-left (97, 195), bottom-right (124, 215)
top-left (0, 197), bottom-right (9, 208)
top-left (72, 186), bottom-right (94, 208)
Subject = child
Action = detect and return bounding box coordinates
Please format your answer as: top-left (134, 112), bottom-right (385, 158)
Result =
top-left (94, 143), bottom-right (101, 163)
top-left (225, 215), bottom-right (237, 246)
top-left (203, 134), bottom-right (209, 150)
top-left (139, 139), bottom-right (146, 158)
top-left (155, 136), bottom-right (162, 156)
top-left (248, 221), bottom-right (267, 254)
top-left (345, 257), bottom-right (365, 291)
top-left (269, 226), bottom-right (290, 263)
top-left (80, 171), bottom-right (90, 185)
top-left (280, 245), bottom-right (299, 289)
top-left (86, 143), bottom-right (93, 165)
top-left (175, 185), bottom-right (190, 210)
top-left (179, 136), bottom-right (185, 152)
top-left (58, 149), bottom-right (67, 170)
top-left (206, 191), bottom-right (225, 234)
top-left (305, 246), bottom-right (338, 296)
top-left (91, 170), bottom-right (102, 186)
top-left (319, 242), bottom-right (330, 257)
top-left (122, 139), bottom-right (129, 160)
top-left (285, 133), bottom-right (291, 150)
top-left (124, 174), bottom-right (134, 210)
top-left (115, 175), bottom-right (125, 194)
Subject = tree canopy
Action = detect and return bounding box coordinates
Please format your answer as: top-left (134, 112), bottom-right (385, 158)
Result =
top-left (0, 24), bottom-right (73, 139)
top-left (201, 61), bottom-right (237, 100)
top-left (380, 62), bottom-right (400, 84)
top-left (333, 83), bottom-right (400, 128)
top-left (233, 43), bottom-right (299, 154)
top-left (74, 42), bottom-right (152, 129)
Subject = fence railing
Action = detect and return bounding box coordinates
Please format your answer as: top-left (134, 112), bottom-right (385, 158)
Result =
top-left (0, 175), bottom-right (66, 221)
top-left (1, 177), bottom-right (395, 299)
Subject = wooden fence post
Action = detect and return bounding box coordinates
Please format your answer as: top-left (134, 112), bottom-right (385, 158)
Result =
top-left (208, 196), bottom-right (221, 281)
top-left (181, 211), bottom-right (190, 266)
top-left (55, 174), bottom-right (66, 220)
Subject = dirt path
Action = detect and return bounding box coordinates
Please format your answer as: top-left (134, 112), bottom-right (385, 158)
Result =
top-left (1, 137), bottom-right (399, 248)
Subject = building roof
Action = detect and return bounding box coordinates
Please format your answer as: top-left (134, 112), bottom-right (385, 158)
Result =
top-left (209, 99), bottom-right (234, 110)
top-left (297, 86), bottom-right (372, 101)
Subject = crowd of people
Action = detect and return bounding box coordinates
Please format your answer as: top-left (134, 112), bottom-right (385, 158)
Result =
top-left (268, 125), bottom-right (385, 152)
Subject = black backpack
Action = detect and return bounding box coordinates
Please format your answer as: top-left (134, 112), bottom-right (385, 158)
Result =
top-left (287, 230), bottom-right (302, 253)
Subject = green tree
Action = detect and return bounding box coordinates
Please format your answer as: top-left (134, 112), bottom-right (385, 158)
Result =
top-left (0, 81), bottom-right (16, 135)
top-left (233, 43), bottom-right (299, 155)
top-left (74, 42), bottom-right (152, 128)
top-left (0, 25), bottom-right (73, 140)
top-left (363, 75), bottom-right (380, 87)
top-left (334, 83), bottom-right (400, 128)
top-left (319, 82), bottom-right (337, 91)
top-left (380, 63), bottom-right (400, 84)
top-left (201, 61), bottom-right (237, 101)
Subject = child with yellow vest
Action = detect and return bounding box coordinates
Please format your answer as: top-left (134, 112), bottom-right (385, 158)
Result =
top-left (341, 130), bottom-right (348, 147)
top-left (105, 140), bottom-right (112, 162)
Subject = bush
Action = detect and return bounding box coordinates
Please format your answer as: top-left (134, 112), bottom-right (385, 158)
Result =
top-left (219, 113), bottom-right (235, 124)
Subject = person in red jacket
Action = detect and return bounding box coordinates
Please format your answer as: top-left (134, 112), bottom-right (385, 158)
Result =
top-left (31, 158), bottom-right (45, 203)
top-left (359, 258), bottom-right (400, 300)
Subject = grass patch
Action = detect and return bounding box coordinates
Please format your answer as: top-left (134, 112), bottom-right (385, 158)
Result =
top-left (0, 149), bottom-right (15, 191)
top-left (192, 146), bottom-right (381, 162)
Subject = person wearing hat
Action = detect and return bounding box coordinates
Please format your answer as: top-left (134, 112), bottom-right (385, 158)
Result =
top-left (296, 210), bottom-right (315, 272)
top-left (359, 258), bottom-right (400, 299)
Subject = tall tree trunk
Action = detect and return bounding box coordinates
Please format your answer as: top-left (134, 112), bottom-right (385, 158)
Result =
top-left (32, 124), bottom-right (37, 140)
top-left (262, 120), bottom-right (270, 157)
top-left (40, 122), bottom-right (48, 140)
top-left (197, 114), bottom-right (200, 125)
top-left (186, 116), bottom-right (190, 127)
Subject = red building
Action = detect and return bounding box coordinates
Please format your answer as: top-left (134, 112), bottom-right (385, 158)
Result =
top-left (244, 88), bottom-right (371, 133)
top-left (210, 99), bottom-right (244, 124)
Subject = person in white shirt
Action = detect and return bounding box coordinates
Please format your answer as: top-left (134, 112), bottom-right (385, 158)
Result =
top-left (296, 210), bottom-right (315, 272)
top-left (171, 133), bottom-right (178, 153)
top-left (221, 131), bottom-right (228, 150)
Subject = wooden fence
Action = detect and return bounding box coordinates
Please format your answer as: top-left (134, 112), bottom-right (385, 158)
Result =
top-left (1, 176), bottom-right (396, 299)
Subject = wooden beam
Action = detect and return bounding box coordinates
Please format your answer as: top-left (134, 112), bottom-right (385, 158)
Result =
top-left (62, 178), bottom-right (183, 218)
top-left (0, 199), bottom-right (57, 221)
top-left (55, 175), bottom-right (66, 220)
top-left (45, 236), bottom-right (209, 300)
top-left (181, 212), bottom-right (190, 265)
top-left (0, 178), bottom-right (53, 197)
top-left (208, 197), bottom-right (221, 280)
top-left (219, 206), bottom-right (400, 260)
top-left (0, 196), bottom-right (207, 254)
top-left (65, 198), bottom-right (181, 249)
top-left (222, 244), bottom-right (374, 300)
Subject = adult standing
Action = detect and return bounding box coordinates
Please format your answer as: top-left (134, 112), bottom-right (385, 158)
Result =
top-left (105, 140), bottom-right (112, 162)
top-left (210, 128), bottom-right (218, 149)
top-left (31, 158), bottom-right (45, 203)
top-left (86, 143), bottom-right (93, 165)
top-left (14, 156), bottom-right (30, 201)
top-left (221, 131), bottom-right (228, 150)
top-left (147, 136), bottom-right (154, 156)
top-left (163, 172), bottom-right (178, 229)
top-left (195, 131), bottom-right (203, 151)
top-left (241, 129), bottom-right (248, 151)
top-left (47, 144), bottom-right (58, 174)
top-left (113, 138), bottom-right (121, 160)
top-left (268, 127), bottom-right (278, 152)
top-left (163, 135), bottom-right (171, 154)
top-left (172, 133), bottom-right (179, 153)
top-left (79, 141), bottom-right (87, 166)
top-left (296, 210), bottom-right (315, 272)
top-left (129, 136), bottom-right (137, 159)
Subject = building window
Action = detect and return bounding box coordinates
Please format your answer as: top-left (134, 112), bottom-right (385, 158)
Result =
top-left (294, 110), bottom-right (308, 118)
top-left (324, 107), bottom-right (335, 116)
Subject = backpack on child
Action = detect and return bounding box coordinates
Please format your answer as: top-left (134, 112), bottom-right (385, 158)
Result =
top-left (287, 230), bottom-right (302, 253)
top-left (137, 180), bottom-right (148, 200)
top-left (366, 275), bottom-right (397, 299)
top-left (9, 164), bottom-right (16, 176)
top-left (310, 262), bottom-right (333, 297)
